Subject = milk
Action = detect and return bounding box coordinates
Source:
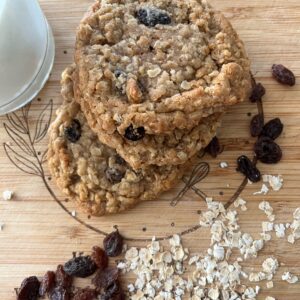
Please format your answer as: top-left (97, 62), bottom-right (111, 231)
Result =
top-left (0, 0), bottom-right (49, 109)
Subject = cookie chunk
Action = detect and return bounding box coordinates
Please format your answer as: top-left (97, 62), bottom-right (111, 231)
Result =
top-left (74, 0), bottom-right (251, 134)
top-left (47, 66), bottom-right (191, 216)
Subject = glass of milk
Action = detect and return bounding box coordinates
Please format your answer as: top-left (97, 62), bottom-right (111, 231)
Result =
top-left (0, 0), bottom-right (55, 115)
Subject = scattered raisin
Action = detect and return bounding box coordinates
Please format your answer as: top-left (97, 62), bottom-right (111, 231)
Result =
top-left (103, 230), bottom-right (124, 257)
top-left (124, 124), bottom-right (145, 141)
top-left (112, 292), bottom-right (126, 300)
top-left (104, 280), bottom-right (122, 300)
top-left (101, 280), bottom-right (123, 300)
top-left (136, 8), bottom-right (171, 27)
top-left (73, 288), bottom-right (98, 300)
top-left (272, 64), bottom-right (296, 86)
top-left (91, 246), bottom-right (109, 270)
top-left (261, 118), bottom-right (283, 140)
top-left (254, 136), bottom-right (282, 164)
top-left (64, 256), bottom-right (97, 278)
top-left (105, 280), bottom-right (120, 294)
top-left (100, 292), bottom-right (125, 300)
top-left (65, 119), bottom-right (81, 143)
top-left (17, 276), bottom-right (40, 300)
top-left (105, 167), bottom-right (125, 184)
top-left (237, 155), bottom-right (261, 183)
top-left (249, 83), bottom-right (266, 102)
top-left (250, 114), bottom-right (264, 137)
top-left (92, 268), bottom-right (119, 290)
top-left (49, 286), bottom-right (70, 300)
top-left (204, 136), bottom-right (222, 158)
top-left (39, 271), bottom-right (55, 297)
top-left (55, 265), bottom-right (72, 289)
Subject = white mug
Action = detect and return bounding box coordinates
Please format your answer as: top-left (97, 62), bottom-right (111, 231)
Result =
top-left (0, 0), bottom-right (55, 115)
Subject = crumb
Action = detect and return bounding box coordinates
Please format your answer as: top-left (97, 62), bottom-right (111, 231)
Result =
top-left (2, 190), bottom-right (14, 201)
top-left (71, 211), bottom-right (76, 217)
top-left (219, 162), bottom-right (228, 169)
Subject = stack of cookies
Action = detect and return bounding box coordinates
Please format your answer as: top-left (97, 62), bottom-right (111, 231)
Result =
top-left (48, 0), bottom-right (252, 216)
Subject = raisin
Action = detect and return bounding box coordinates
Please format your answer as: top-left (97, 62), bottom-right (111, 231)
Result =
top-left (73, 288), bottom-right (98, 300)
top-left (49, 286), bottom-right (70, 300)
top-left (103, 230), bottom-right (124, 257)
top-left (92, 268), bottom-right (119, 290)
top-left (249, 82), bottom-right (266, 102)
top-left (237, 155), bottom-right (261, 183)
top-left (105, 167), bottom-right (125, 184)
top-left (272, 64), bottom-right (296, 86)
top-left (136, 8), bottom-right (171, 27)
top-left (114, 155), bottom-right (126, 165)
top-left (55, 265), bottom-right (72, 289)
top-left (112, 293), bottom-right (126, 300)
top-left (101, 280), bottom-right (123, 300)
top-left (91, 246), bottom-right (109, 270)
top-left (254, 136), bottom-right (282, 164)
top-left (124, 124), bottom-right (145, 141)
top-left (261, 118), bottom-right (283, 140)
top-left (100, 293), bottom-right (125, 300)
top-left (250, 114), bottom-right (264, 137)
top-left (105, 280), bottom-right (121, 296)
top-left (39, 271), bottom-right (55, 297)
top-left (64, 255), bottom-right (97, 278)
top-left (204, 136), bottom-right (222, 158)
top-left (114, 69), bottom-right (126, 78)
top-left (17, 276), bottom-right (40, 300)
top-left (65, 119), bottom-right (81, 143)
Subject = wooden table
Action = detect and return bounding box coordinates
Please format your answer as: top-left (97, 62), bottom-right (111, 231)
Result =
top-left (0, 0), bottom-right (299, 298)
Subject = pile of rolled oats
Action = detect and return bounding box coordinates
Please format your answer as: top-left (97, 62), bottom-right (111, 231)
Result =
top-left (119, 175), bottom-right (299, 299)
top-left (253, 175), bottom-right (283, 196)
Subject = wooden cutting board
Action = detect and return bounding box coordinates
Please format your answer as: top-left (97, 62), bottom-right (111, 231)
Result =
top-left (0, 0), bottom-right (300, 299)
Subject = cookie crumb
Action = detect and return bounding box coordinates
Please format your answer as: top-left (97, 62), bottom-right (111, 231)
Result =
top-left (266, 281), bottom-right (274, 289)
top-left (2, 190), bottom-right (13, 201)
top-left (219, 161), bottom-right (228, 169)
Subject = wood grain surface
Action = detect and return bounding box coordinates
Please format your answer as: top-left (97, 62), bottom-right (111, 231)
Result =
top-left (0, 0), bottom-right (300, 299)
